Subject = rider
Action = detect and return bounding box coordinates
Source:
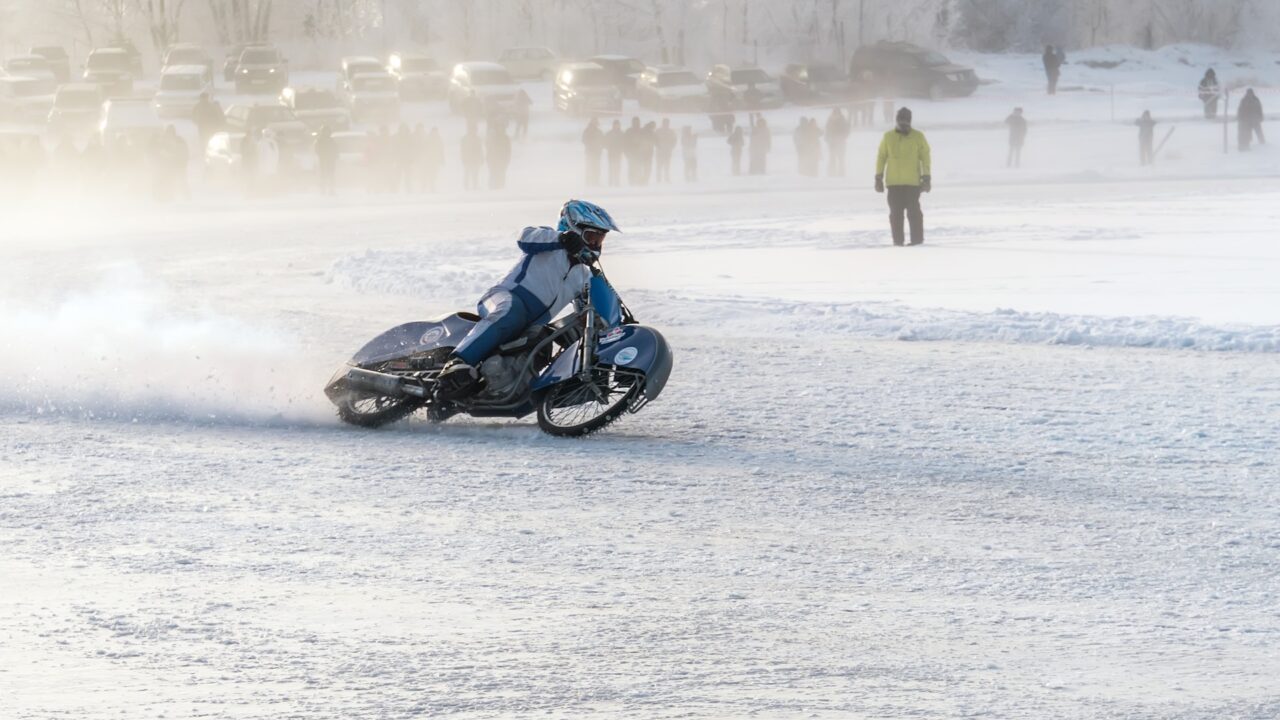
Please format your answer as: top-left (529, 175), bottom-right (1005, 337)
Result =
top-left (436, 199), bottom-right (621, 400)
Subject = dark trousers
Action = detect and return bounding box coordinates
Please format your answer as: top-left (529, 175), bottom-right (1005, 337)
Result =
top-left (887, 185), bottom-right (924, 245)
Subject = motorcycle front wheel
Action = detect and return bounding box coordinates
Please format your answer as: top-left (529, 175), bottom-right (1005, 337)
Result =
top-left (336, 391), bottom-right (424, 428)
top-left (536, 370), bottom-right (642, 437)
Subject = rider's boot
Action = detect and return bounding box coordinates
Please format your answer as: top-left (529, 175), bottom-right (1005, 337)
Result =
top-left (436, 356), bottom-right (481, 401)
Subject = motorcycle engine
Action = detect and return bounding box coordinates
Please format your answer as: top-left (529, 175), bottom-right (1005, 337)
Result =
top-left (479, 354), bottom-right (528, 398)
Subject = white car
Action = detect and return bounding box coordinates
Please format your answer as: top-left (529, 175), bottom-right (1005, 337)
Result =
top-left (341, 72), bottom-right (401, 124)
top-left (153, 65), bottom-right (214, 118)
top-left (280, 87), bottom-right (352, 131)
top-left (0, 76), bottom-right (56, 123)
top-left (498, 46), bottom-right (558, 80)
top-left (636, 66), bottom-right (710, 112)
top-left (448, 61), bottom-right (519, 114)
top-left (99, 98), bottom-right (162, 148)
top-left (5, 55), bottom-right (58, 84)
top-left (48, 83), bottom-right (104, 132)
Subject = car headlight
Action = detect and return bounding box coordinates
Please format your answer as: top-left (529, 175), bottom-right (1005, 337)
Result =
top-left (268, 68), bottom-right (276, 74)
top-left (239, 68), bottom-right (249, 75)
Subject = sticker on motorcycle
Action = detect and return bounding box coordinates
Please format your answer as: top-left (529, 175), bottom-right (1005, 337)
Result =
top-left (600, 327), bottom-right (625, 345)
top-left (614, 347), bottom-right (638, 365)
top-left (420, 327), bottom-right (445, 344)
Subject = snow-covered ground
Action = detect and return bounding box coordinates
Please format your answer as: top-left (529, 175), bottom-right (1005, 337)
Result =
top-left (2, 47), bottom-right (1279, 718)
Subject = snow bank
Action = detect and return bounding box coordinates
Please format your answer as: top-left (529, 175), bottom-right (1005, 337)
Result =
top-left (0, 265), bottom-right (329, 423)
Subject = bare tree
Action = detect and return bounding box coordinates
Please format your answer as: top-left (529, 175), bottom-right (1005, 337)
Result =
top-left (140, 0), bottom-right (189, 50)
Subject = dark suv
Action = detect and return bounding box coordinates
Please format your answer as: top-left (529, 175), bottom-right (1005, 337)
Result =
top-left (848, 42), bottom-right (978, 99)
top-left (780, 63), bottom-right (857, 105)
top-left (233, 46), bottom-right (288, 94)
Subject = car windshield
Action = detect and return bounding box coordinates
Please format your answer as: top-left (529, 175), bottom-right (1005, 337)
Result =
top-left (354, 76), bottom-right (396, 92)
top-left (251, 106), bottom-right (295, 123)
top-left (160, 74), bottom-right (204, 91)
top-left (56, 88), bottom-right (99, 108)
top-left (919, 51), bottom-right (949, 66)
top-left (809, 65), bottom-right (845, 81)
top-left (568, 67), bottom-right (611, 86)
top-left (88, 53), bottom-right (130, 71)
top-left (471, 69), bottom-right (513, 85)
top-left (400, 58), bottom-right (436, 72)
top-left (730, 68), bottom-right (770, 84)
top-left (241, 49), bottom-right (279, 64)
top-left (8, 58), bottom-right (46, 72)
top-left (294, 91), bottom-right (338, 109)
top-left (11, 80), bottom-right (54, 97)
top-left (657, 71), bottom-right (700, 87)
top-left (167, 50), bottom-right (204, 65)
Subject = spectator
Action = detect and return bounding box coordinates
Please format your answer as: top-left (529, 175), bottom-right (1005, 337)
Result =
top-left (1136, 110), bottom-right (1156, 166)
top-left (1005, 107), bottom-right (1027, 168)
top-left (192, 93), bottom-right (225, 152)
top-left (727, 126), bottom-right (745, 175)
top-left (512, 88), bottom-right (532, 140)
top-left (1237, 88), bottom-right (1265, 151)
top-left (604, 119), bottom-right (625, 187)
top-left (655, 118), bottom-right (677, 183)
top-left (639, 121), bottom-right (657, 185)
top-left (1043, 45), bottom-right (1064, 95)
top-left (748, 114), bottom-right (771, 175)
top-left (582, 118), bottom-right (604, 186)
top-left (825, 108), bottom-right (850, 176)
top-left (624, 117), bottom-right (644, 185)
top-left (485, 121), bottom-right (511, 190)
top-left (1198, 69), bottom-right (1220, 120)
top-left (680, 126), bottom-right (698, 182)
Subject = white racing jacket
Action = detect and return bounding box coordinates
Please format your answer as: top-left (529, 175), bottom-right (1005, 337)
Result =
top-left (487, 226), bottom-right (592, 324)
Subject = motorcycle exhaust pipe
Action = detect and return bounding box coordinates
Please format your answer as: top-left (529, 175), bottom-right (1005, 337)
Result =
top-left (343, 367), bottom-right (428, 398)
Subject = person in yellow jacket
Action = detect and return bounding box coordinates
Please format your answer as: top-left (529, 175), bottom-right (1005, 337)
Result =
top-left (875, 107), bottom-right (931, 245)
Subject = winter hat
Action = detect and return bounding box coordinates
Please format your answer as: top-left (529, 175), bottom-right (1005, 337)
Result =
top-left (896, 107), bottom-right (912, 125)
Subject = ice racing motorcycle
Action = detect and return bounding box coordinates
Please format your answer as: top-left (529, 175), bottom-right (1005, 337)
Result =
top-left (324, 271), bottom-right (673, 437)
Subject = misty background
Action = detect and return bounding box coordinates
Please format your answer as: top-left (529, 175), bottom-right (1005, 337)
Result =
top-left (3, 0), bottom-right (1280, 70)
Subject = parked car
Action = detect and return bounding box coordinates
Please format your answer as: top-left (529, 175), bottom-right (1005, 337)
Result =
top-left (387, 52), bottom-right (446, 100)
top-left (223, 103), bottom-right (309, 147)
top-left (340, 72), bottom-right (401, 124)
top-left (848, 41), bottom-right (978, 99)
top-left (636, 65), bottom-right (710, 112)
top-left (552, 62), bottom-right (622, 116)
top-left (47, 83), bottom-right (104, 132)
top-left (5, 55), bottom-right (58, 84)
top-left (222, 43), bottom-right (261, 82)
top-left (82, 48), bottom-right (135, 97)
top-left (30, 46), bottom-right (71, 83)
top-left (447, 61), bottom-right (519, 114)
top-left (0, 76), bottom-right (56, 123)
top-left (498, 46), bottom-right (557, 80)
top-left (162, 43), bottom-right (214, 77)
top-left (588, 55), bottom-right (645, 98)
top-left (706, 64), bottom-right (784, 109)
top-left (233, 45), bottom-right (288, 94)
top-left (339, 56), bottom-right (386, 87)
top-left (780, 63), bottom-right (856, 105)
top-left (98, 98), bottom-right (161, 148)
top-left (281, 87), bottom-right (352, 131)
top-left (153, 64), bottom-right (214, 118)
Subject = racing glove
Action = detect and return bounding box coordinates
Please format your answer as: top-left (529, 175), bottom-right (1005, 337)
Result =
top-left (920, 175), bottom-right (932, 193)
top-left (874, 175), bottom-right (884, 193)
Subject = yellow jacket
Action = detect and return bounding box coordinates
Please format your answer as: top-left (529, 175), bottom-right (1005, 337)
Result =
top-left (876, 129), bottom-right (931, 187)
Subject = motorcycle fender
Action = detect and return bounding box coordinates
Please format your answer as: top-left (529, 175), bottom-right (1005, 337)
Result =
top-left (532, 325), bottom-right (673, 401)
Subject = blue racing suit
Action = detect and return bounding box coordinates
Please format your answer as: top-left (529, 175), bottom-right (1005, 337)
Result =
top-left (452, 226), bottom-right (592, 365)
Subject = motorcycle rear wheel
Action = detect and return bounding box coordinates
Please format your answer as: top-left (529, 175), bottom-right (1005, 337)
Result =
top-left (536, 370), bottom-right (641, 437)
top-left (336, 391), bottom-right (424, 428)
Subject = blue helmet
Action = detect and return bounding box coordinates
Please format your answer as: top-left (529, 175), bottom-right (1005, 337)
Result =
top-left (557, 199), bottom-right (620, 236)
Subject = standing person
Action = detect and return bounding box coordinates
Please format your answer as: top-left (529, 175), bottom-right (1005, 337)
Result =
top-left (654, 118), bottom-right (677, 183)
top-left (485, 121), bottom-right (511, 190)
top-left (461, 122), bottom-right (484, 191)
top-left (1135, 110), bottom-right (1156, 166)
top-left (395, 124), bottom-right (416, 192)
top-left (1042, 45), bottom-right (1063, 95)
top-left (422, 126), bottom-right (444, 192)
top-left (825, 107), bottom-right (850, 177)
top-left (639, 121), bottom-right (657, 185)
top-left (604, 119), bottom-right (625, 187)
top-left (874, 107), bottom-right (931, 246)
top-left (191, 93), bottom-right (224, 154)
top-left (624, 117), bottom-right (644, 185)
top-left (727, 125), bottom-right (745, 175)
top-left (1198, 69), bottom-right (1220, 120)
top-left (314, 125), bottom-right (338, 195)
top-left (581, 118), bottom-right (604, 186)
top-left (1005, 107), bottom-right (1027, 168)
top-left (748, 115), bottom-right (771, 175)
top-left (680, 126), bottom-right (698, 182)
top-left (512, 88), bottom-right (532, 140)
top-left (1237, 88), bottom-right (1265, 151)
